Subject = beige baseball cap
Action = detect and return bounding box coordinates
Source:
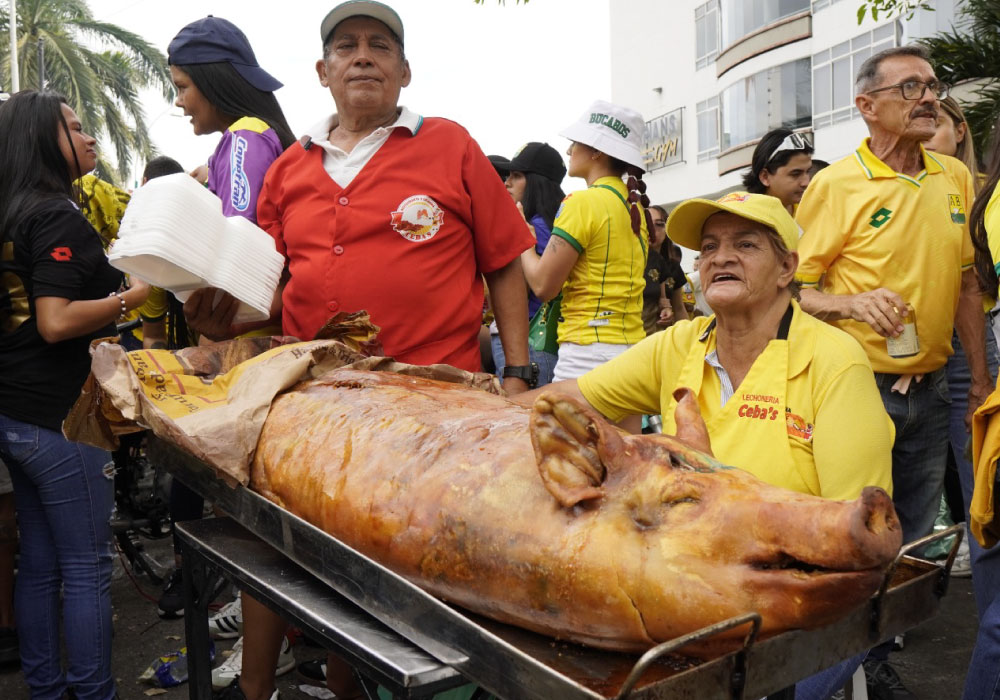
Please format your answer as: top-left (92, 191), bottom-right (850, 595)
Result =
top-left (320, 1), bottom-right (404, 46)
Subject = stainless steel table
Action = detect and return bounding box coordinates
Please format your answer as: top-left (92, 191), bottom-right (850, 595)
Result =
top-left (155, 436), bottom-right (958, 700)
top-left (176, 517), bottom-right (468, 700)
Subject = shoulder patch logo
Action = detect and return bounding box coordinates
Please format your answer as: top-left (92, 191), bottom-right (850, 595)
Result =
top-left (868, 207), bottom-right (892, 228)
top-left (390, 195), bottom-right (444, 242)
top-left (785, 408), bottom-right (814, 441)
top-left (948, 194), bottom-right (966, 224)
top-left (230, 134), bottom-right (251, 212)
top-left (50, 246), bottom-right (72, 261)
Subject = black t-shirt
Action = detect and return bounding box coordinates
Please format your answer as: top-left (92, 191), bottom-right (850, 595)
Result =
top-left (642, 249), bottom-right (685, 301)
top-left (0, 198), bottom-right (122, 430)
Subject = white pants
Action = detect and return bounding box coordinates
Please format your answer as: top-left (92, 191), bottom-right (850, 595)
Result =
top-left (552, 341), bottom-right (633, 382)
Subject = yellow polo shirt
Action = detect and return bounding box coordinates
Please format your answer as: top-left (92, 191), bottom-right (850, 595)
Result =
top-left (795, 139), bottom-right (974, 374)
top-left (578, 303), bottom-right (893, 500)
top-left (551, 176), bottom-right (647, 346)
top-left (984, 184), bottom-right (1000, 279)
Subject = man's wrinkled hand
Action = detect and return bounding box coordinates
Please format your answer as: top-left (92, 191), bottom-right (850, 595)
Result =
top-left (847, 288), bottom-right (907, 337)
top-left (183, 288), bottom-right (239, 342)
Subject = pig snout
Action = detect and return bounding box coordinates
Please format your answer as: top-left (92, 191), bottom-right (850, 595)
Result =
top-left (849, 486), bottom-right (903, 569)
top-left (736, 485), bottom-right (902, 573)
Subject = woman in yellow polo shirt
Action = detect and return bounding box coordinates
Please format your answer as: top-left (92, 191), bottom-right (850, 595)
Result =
top-left (519, 100), bottom-right (650, 381)
top-left (525, 191), bottom-right (893, 500)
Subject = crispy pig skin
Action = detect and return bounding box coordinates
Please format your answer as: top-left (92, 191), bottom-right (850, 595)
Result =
top-left (252, 369), bottom-right (902, 653)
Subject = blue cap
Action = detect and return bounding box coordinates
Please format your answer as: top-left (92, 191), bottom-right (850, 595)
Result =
top-left (168, 16), bottom-right (282, 92)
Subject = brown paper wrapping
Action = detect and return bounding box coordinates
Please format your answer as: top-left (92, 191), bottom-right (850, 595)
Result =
top-left (63, 314), bottom-right (502, 487)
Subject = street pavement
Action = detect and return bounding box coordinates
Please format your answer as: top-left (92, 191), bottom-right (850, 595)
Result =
top-left (0, 528), bottom-right (982, 700)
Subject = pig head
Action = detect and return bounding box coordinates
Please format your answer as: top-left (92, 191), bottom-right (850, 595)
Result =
top-left (529, 388), bottom-right (902, 649)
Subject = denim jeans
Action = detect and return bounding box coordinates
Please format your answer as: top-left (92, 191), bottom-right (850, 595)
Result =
top-left (875, 367), bottom-right (951, 545)
top-left (490, 334), bottom-right (558, 389)
top-left (0, 413), bottom-right (116, 700)
top-left (948, 328), bottom-right (1000, 700)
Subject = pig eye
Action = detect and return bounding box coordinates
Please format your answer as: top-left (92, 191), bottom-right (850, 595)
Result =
top-left (665, 496), bottom-right (699, 506)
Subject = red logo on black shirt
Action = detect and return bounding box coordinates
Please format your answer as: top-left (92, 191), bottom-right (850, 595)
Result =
top-left (50, 247), bottom-right (72, 261)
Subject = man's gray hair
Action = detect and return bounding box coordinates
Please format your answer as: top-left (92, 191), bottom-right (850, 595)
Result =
top-left (855, 45), bottom-right (931, 95)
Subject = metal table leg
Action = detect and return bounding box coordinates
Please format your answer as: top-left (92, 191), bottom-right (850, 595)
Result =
top-left (182, 544), bottom-right (219, 700)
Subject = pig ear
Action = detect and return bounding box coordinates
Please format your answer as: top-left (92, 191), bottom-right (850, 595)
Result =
top-left (672, 388), bottom-right (714, 456)
top-left (529, 392), bottom-right (623, 507)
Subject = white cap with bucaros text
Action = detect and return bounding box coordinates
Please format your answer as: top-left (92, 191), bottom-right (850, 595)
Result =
top-left (559, 99), bottom-right (646, 171)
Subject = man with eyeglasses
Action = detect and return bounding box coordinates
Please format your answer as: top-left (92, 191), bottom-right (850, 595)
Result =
top-left (795, 45), bottom-right (989, 699)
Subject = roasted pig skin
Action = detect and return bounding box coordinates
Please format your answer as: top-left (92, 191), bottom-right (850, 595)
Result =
top-left (252, 369), bottom-right (902, 653)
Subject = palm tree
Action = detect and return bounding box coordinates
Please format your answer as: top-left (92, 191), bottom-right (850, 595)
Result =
top-left (0, 0), bottom-right (174, 185)
top-left (920, 0), bottom-right (1000, 159)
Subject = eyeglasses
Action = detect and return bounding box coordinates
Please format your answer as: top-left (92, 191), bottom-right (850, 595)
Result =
top-left (866, 79), bottom-right (950, 101)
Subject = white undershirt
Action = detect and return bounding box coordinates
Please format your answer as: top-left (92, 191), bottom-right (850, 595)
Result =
top-left (303, 106), bottom-right (421, 188)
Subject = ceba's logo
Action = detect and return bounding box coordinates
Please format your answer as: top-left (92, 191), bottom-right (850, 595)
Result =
top-left (718, 193), bottom-right (750, 204)
top-left (390, 195), bottom-right (444, 242)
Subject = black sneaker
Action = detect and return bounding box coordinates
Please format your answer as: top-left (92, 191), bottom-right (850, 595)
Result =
top-left (297, 658), bottom-right (327, 685)
top-left (864, 658), bottom-right (916, 700)
top-left (157, 569), bottom-right (185, 619)
top-left (213, 677), bottom-right (278, 700)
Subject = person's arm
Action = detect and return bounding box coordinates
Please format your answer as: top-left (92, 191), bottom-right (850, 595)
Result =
top-left (812, 362), bottom-right (894, 500)
top-left (142, 319), bottom-right (167, 350)
top-left (520, 236), bottom-right (579, 301)
top-left (36, 280), bottom-right (150, 344)
top-left (793, 173), bottom-right (908, 336)
top-left (798, 286), bottom-right (907, 337)
top-left (184, 276), bottom-right (286, 343)
top-left (485, 258), bottom-right (530, 395)
top-left (955, 267), bottom-right (993, 428)
top-left (509, 378), bottom-right (641, 433)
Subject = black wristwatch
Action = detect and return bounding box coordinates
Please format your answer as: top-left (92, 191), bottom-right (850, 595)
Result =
top-left (502, 363), bottom-right (539, 388)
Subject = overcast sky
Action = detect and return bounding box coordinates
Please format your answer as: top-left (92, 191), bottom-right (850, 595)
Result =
top-left (87, 0), bottom-right (611, 189)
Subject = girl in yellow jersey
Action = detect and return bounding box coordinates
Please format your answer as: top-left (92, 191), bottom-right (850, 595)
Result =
top-left (520, 100), bottom-right (651, 381)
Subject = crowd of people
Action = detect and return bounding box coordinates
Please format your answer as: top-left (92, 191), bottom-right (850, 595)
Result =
top-left (0, 1), bottom-right (999, 699)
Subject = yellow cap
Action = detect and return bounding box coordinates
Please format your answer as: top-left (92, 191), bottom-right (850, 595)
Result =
top-left (667, 192), bottom-right (799, 252)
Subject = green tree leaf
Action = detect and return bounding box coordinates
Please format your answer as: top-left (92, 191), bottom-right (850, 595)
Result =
top-left (0, 0), bottom-right (174, 186)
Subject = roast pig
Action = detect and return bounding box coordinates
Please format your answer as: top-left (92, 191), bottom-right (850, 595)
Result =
top-left (251, 368), bottom-right (902, 653)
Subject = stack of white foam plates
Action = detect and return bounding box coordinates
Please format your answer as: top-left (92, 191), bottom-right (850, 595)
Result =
top-left (109, 173), bottom-right (285, 323)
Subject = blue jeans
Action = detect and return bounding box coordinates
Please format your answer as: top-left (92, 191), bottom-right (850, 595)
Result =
top-left (0, 413), bottom-right (116, 700)
top-left (490, 334), bottom-right (558, 389)
top-left (948, 329), bottom-right (1000, 699)
top-left (875, 368), bottom-right (951, 545)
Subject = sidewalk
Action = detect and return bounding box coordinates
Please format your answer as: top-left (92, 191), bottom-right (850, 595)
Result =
top-left (0, 531), bottom-right (981, 700)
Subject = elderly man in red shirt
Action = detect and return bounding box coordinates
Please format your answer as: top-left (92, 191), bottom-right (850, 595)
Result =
top-left (184, 2), bottom-right (534, 699)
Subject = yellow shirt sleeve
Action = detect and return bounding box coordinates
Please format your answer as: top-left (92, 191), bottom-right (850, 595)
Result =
top-left (551, 191), bottom-right (593, 253)
top-left (811, 362), bottom-right (894, 499)
top-left (578, 331), bottom-right (667, 421)
top-left (984, 185), bottom-right (1000, 278)
top-left (794, 175), bottom-right (846, 288)
top-left (138, 286), bottom-right (168, 322)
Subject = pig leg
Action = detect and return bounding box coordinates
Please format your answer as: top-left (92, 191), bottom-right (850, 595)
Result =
top-left (530, 393), bottom-right (626, 507)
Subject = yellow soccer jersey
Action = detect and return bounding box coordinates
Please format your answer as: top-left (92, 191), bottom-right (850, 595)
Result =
top-left (984, 184), bottom-right (1000, 281)
top-left (551, 176), bottom-right (648, 345)
top-left (795, 139), bottom-right (974, 374)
